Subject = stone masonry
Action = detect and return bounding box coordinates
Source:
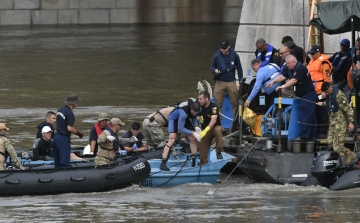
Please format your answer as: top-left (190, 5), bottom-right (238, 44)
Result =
top-left (0, 0), bottom-right (243, 26)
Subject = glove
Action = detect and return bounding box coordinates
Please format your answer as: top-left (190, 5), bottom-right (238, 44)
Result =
top-left (133, 143), bottom-right (138, 150)
top-left (77, 131), bottom-right (84, 139)
top-left (130, 136), bottom-right (138, 142)
top-left (193, 132), bottom-right (201, 142)
top-left (106, 135), bottom-right (115, 141)
top-left (119, 150), bottom-right (127, 156)
top-left (195, 126), bottom-right (202, 134)
top-left (200, 126), bottom-right (210, 138)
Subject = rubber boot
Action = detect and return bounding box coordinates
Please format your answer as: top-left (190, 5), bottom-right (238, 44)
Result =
top-left (344, 149), bottom-right (358, 166)
top-left (338, 152), bottom-right (345, 165)
top-left (159, 158), bottom-right (170, 171)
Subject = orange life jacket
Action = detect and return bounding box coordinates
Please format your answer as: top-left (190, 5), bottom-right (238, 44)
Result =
top-left (307, 54), bottom-right (332, 94)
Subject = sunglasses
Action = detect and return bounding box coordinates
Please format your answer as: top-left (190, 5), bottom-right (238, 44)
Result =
top-left (220, 47), bottom-right (228, 49)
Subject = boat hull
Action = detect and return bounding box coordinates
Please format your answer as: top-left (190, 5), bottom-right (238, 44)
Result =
top-left (0, 156), bottom-right (150, 196)
top-left (140, 150), bottom-right (235, 187)
top-left (225, 147), bottom-right (314, 184)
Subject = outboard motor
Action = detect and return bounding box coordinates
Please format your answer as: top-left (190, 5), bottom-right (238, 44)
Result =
top-left (311, 151), bottom-right (342, 188)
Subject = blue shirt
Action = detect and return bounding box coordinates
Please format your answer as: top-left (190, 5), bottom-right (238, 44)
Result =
top-left (56, 105), bottom-right (75, 136)
top-left (210, 48), bottom-right (243, 82)
top-left (247, 63), bottom-right (281, 102)
top-left (168, 108), bottom-right (198, 135)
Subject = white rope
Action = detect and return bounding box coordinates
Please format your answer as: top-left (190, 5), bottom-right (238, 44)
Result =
top-left (220, 112), bottom-right (233, 121)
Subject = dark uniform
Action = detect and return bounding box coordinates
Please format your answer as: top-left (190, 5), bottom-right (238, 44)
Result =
top-left (54, 105), bottom-right (75, 168)
top-left (32, 138), bottom-right (54, 161)
top-left (121, 130), bottom-right (145, 149)
top-left (36, 121), bottom-right (55, 139)
top-left (284, 62), bottom-right (317, 139)
top-left (198, 102), bottom-right (223, 164)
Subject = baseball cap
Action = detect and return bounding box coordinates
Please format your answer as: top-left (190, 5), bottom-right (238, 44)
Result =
top-left (0, 123), bottom-right (9, 131)
top-left (340, 38), bottom-right (350, 47)
top-left (110, 118), bottom-right (125, 126)
top-left (98, 112), bottom-right (110, 121)
top-left (42, 126), bottom-right (53, 133)
top-left (131, 122), bottom-right (141, 130)
top-left (308, 45), bottom-right (320, 54)
top-left (220, 40), bottom-right (229, 48)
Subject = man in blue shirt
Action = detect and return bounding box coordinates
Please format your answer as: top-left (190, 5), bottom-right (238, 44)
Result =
top-left (210, 39), bottom-right (243, 118)
top-left (244, 59), bottom-right (281, 112)
top-left (159, 98), bottom-right (201, 171)
top-left (268, 55), bottom-right (317, 141)
top-left (53, 94), bottom-right (84, 168)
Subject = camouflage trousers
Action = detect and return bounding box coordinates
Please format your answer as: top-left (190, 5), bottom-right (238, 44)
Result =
top-left (327, 115), bottom-right (347, 154)
top-left (142, 118), bottom-right (166, 150)
top-left (94, 156), bottom-right (112, 166)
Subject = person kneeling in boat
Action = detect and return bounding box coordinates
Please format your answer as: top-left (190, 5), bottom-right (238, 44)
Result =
top-left (95, 118), bottom-right (138, 166)
top-left (160, 98), bottom-right (201, 171)
top-left (32, 126), bottom-right (54, 161)
top-left (317, 82), bottom-right (357, 166)
top-left (197, 91), bottom-right (224, 164)
top-left (121, 122), bottom-right (147, 153)
top-left (0, 123), bottom-right (24, 170)
top-left (142, 106), bottom-right (177, 151)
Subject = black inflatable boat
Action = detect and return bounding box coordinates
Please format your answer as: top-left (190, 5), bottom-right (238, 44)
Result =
top-left (1, 155), bottom-right (150, 196)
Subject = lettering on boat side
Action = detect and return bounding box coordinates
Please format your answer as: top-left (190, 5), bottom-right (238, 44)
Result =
top-left (323, 160), bottom-right (338, 166)
top-left (140, 180), bottom-right (153, 187)
top-left (132, 162), bottom-right (145, 171)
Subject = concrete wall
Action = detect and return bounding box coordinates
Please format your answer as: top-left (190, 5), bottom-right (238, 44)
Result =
top-left (0, 0), bottom-right (243, 26)
top-left (235, 0), bottom-right (353, 76)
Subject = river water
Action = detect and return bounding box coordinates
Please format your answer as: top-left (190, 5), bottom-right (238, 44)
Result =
top-left (0, 24), bottom-right (360, 222)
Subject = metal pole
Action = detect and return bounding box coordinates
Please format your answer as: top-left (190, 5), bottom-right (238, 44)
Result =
top-left (238, 78), bottom-right (246, 145)
top-left (277, 90), bottom-right (282, 153)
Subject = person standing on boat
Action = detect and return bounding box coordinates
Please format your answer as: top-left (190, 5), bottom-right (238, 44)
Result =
top-left (0, 123), bottom-right (24, 170)
top-left (159, 98), bottom-right (201, 171)
top-left (88, 113), bottom-right (110, 155)
top-left (121, 122), bottom-right (147, 152)
top-left (197, 91), bottom-right (224, 164)
top-left (255, 38), bottom-right (281, 67)
top-left (307, 45), bottom-right (332, 139)
top-left (53, 94), bottom-right (84, 168)
top-left (243, 59), bottom-right (281, 112)
top-left (317, 82), bottom-right (357, 166)
top-left (32, 126), bottom-right (54, 161)
top-left (329, 39), bottom-right (352, 91)
top-left (95, 118), bottom-right (138, 166)
top-left (35, 111), bottom-right (56, 139)
top-left (268, 55), bottom-right (317, 141)
top-left (210, 39), bottom-right (243, 118)
top-left (142, 106), bottom-right (177, 151)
